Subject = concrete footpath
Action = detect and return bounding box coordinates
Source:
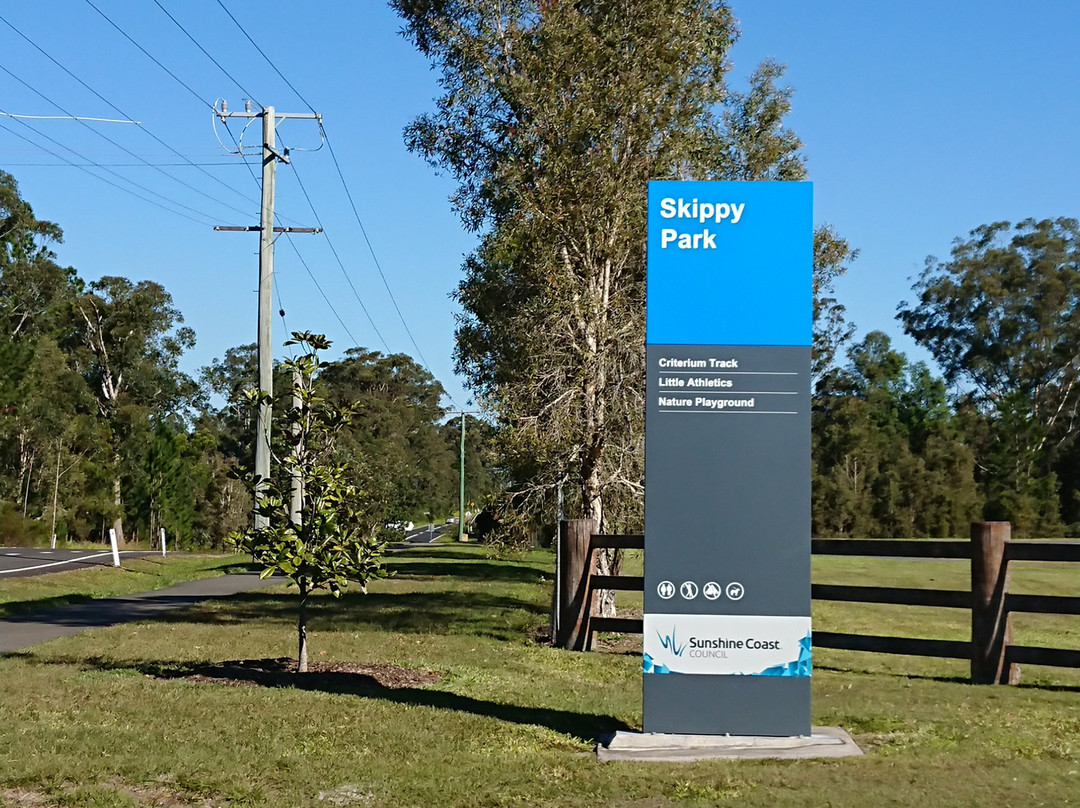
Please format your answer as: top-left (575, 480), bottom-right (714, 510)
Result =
top-left (0, 573), bottom-right (280, 653)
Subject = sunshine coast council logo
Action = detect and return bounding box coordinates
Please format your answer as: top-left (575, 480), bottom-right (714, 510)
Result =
top-left (658, 627), bottom-right (687, 657)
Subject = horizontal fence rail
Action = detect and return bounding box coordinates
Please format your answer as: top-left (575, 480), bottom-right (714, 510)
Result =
top-left (811, 538), bottom-right (970, 558)
top-left (554, 521), bottom-right (1079, 684)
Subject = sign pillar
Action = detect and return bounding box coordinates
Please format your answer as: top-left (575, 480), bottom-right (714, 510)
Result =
top-left (643, 181), bottom-right (813, 736)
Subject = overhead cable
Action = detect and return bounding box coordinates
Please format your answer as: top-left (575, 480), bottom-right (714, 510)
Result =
top-left (0, 119), bottom-right (219, 227)
top-left (282, 235), bottom-right (363, 350)
top-left (150, 0), bottom-right (261, 107)
top-left (284, 156), bottom-right (390, 353)
top-left (0, 63), bottom-right (258, 223)
top-left (0, 11), bottom-right (258, 210)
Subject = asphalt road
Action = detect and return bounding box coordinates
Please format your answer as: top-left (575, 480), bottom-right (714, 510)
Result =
top-left (0, 523), bottom-right (451, 579)
top-left (403, 524), bottom-right (450, 543)
top-left (0, 548), bottom-right (153, 579)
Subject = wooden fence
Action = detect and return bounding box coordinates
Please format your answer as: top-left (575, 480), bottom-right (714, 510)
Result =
top-left (553, 519), bottom-right (1080, 684)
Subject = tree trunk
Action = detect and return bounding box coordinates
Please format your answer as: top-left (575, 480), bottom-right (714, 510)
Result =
top-left (297, 580), bottom-right (309, 673)
top-left (112, 475), bottom-right (126, 547)
top-left (22, 452), bottom-right (34, 517)
top-left (581, 460), bottom-right (618, 618)
top-left (50, 442), bottom-right (62, 544)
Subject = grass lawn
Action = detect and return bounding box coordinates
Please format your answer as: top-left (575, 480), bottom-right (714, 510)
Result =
top-left (1, 544), bottom-right (1078, 807)
top-left (0, 555), bottom-right (254, 618)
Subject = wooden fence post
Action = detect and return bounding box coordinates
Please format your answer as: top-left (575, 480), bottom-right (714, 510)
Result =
top-left (970, 521), bottom-right (1020, 684)
top-left (556, 518), bottom-right (598, 651)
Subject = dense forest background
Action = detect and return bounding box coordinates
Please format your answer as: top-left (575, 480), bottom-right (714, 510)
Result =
top-left (3, 165), bottom-right (1079, 545)
top-left (0, 170), bottom-right (501, 548)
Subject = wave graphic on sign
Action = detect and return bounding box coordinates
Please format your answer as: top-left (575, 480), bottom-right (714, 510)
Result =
top-left (747, 632), bottom-right (812, 677)
top-left (642, 653), bottom-right (679, 674)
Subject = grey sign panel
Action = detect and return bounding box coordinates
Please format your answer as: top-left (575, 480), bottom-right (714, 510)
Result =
top-left (643, 344), bottom-right (811, 736)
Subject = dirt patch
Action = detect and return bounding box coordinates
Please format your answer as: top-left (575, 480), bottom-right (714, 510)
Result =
top-left (0, 788), bottom-right (52, 807)
top-left (530, 615), bottom-right (642, 655)
top-left (178, 657), bottom-right (441, 692)
top-left (1, 780), bottom-right (226, 808)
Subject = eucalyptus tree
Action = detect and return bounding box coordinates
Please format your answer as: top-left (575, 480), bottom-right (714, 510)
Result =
top-left (67, 276), bottom-right (197, 544)
top-left (898, 218), bottom-right (1080, 532)
top-left (395, 1), bottom-right (853, 575)
top-left (812, 332), bottom-right (979, 538)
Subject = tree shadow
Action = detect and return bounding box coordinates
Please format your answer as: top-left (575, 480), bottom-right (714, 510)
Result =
top-left (0, 594), bottom-right (96, 619)
top-left (391, 548), bottom-right (541, 562)
top-left (150, 589), bottom-right (549, 642)
top-left (813, 662), bottom-right (1080, 692)
top-left (11, 653), bottom-right (632, 743)
top-left (384, 560), bottom-right (548, 584)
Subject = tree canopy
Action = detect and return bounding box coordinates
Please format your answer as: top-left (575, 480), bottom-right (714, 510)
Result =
top-left (395, 0), bottom-right (853, 544)
top-left (899, 218), bottom-right (1080, 533)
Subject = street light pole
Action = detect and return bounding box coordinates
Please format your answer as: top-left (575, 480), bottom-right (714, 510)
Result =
top-left (447, 410), bottom-right (481, 541)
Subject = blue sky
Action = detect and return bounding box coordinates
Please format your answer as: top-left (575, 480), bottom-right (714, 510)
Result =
top-left (2, 1), bottom-right (1078, 409)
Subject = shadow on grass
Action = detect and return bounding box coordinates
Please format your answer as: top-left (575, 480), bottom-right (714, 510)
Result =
top-left (390, 548), bottom-right (545, 563)
top-left (383, 560), bottom-right (547, 584)
top-left (9, 653), bottom-right (631, 742)
top-left (0, 594), bottom-right (96, 619)
top-left (814, 662), bottom-right (1080, 692)
top-left (152, 589), bottom-right (549, 641)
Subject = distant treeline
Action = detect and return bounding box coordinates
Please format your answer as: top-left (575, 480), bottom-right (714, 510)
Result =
top-left (0, 170), bottom-right (501, 548)
top-left (815, 218), bottom-right (1080, 538)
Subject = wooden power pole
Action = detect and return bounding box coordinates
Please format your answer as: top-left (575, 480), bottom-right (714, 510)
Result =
top-left (214, 101), bottom-right (321, 528)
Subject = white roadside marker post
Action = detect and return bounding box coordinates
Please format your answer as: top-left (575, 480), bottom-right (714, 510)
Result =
top-left (160, 527), bottom-right (167, 558)
top-left (108, 529), bottom-right (120, 567)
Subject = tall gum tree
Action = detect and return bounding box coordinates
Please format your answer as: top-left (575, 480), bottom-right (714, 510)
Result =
top-left (395, 1), bottom-right (853, 606)
top-left (898, 218), bottom-right (1080, 532)
top-left (68, 276), bottom-right (196, 544)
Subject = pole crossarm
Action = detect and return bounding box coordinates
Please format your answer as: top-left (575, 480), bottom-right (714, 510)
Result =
top-left (213, 226), bottom-right (322, 233)
top-left (218, 111), bottom-right (321, 121)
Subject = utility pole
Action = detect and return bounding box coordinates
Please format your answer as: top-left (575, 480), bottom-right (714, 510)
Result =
top-left (214, 101), bottom-right (320, 528)
top-left (447, 410), bottom-right (481, 541)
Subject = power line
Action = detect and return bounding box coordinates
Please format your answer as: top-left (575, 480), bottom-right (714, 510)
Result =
top-left (281, 235), bottom-right (362, 351)
top-left (80, 0), bottom-right (211, 112)
top-left (0, 62), bottom-right (258, 223)
top-left (322, 130), bottom-right (445, 387)
top-left (150, 0), bottom-right (261, 107)
top-left (0, 112), bottom-right (138, 123)
top-left (0, 11), bottom-right (259, 210)
top-left (4, 161), bottom-right (260, 167)
top-left (0, 119), bottom-right (218, 227)
top-left (284, 158), bottom-right (389, 353)
top-left (214, 0), bottom-right (313, 113)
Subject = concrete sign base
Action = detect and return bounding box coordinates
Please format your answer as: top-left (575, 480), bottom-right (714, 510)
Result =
top-left (596, 726), bottom-right (862, 763)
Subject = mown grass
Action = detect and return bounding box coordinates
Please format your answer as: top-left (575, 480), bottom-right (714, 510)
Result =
top-left (0, 554), bottom-right (253, 618)
top-left (1, 544), bottom-right (1078, 807)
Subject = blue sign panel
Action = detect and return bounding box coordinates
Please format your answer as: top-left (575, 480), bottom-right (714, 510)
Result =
top-left (644, 181), bottom-right (813, 737)
top-left (647, 181), bottom-right (812, 347)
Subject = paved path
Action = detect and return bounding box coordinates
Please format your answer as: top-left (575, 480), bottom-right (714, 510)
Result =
top-left (0, 573), bottom-right (280, 653)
